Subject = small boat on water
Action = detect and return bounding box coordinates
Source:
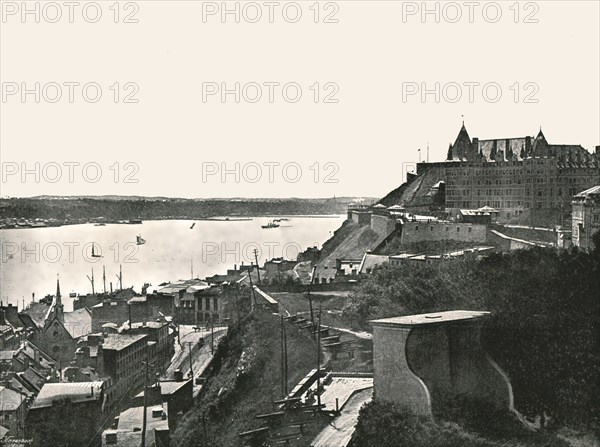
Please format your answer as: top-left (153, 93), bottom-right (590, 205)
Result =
top-left (94, 223), bottom-right (106, 226)
top-left (261, 221), bottom-right (280, 229)
top-left (136, 235), bottom-right (146, 245)
top-left (190, 222), bottom-right (196, 229)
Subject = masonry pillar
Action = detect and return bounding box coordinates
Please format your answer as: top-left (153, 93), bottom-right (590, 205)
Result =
top-left (371, 310), bottom-right (513, 419)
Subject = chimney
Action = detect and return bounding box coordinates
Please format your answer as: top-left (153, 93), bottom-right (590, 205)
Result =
top-left (110, 282), bottom-right (113, 294)
top-left (0, 310), bottom-right (5, 326)
top-left (32, 293), bottom-right (35, 302)
top-left (32, 344), bottom-right (39, 365)
top-left (147, 384), bottom-right (162, 406)
top-left (105, 431), bottom-right (117, 445)
top-left (471, 137), bottom-right (479, 161)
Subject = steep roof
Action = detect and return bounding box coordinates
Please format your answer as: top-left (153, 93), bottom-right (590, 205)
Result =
top-left (22, 302), bottom-right (51, 328)
top-left (62, 307), bottom-right (93, 339)
top-left (30, 381), bottom-right (104, 410)
top-left (0, 386), bottom-right (27, 410)
top-left (358, 253), bottom-right (389, 274)
top-left (450, 124), bottom-right (472, 161)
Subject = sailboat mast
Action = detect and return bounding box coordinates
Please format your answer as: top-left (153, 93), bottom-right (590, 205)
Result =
top-left (87, 268), bottom-right (95, 294)
top-left (103, 266), bottom-right (107, 294)
top-left (116, 264), bottom-right (123, 291)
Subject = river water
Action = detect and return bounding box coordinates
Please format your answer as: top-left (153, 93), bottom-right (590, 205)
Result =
top-left (0, 215), bottom-right (343, 311)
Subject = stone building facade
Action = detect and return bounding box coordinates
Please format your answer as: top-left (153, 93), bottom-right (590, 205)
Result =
top-left (572, 185), bottom-right (600, 251)
top-left (418, 125), bottom-right (600, 221)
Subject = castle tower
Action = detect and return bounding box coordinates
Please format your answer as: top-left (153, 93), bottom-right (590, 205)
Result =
top-left (451, 124), bottom-right (473, 161)
top-left (533, 128), bottom-right (549, 156)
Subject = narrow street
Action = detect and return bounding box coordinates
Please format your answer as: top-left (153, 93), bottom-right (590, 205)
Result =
top-left (311, 388), bottom-right (373, 447)
top-left (163, 324), bottom-right (227, 393)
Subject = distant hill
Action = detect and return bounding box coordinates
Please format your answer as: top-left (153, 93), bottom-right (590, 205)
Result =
top-left (0, 196), bottom-right (375, 222)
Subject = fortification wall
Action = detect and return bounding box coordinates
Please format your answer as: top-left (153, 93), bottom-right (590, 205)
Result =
top-left (371, 214), bottom-right (396, 237)
top-left (400, 222), bottom-right (486, 245)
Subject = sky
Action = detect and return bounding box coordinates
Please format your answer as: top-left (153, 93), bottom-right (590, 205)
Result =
top-left (1, 0), bottom-right (599, 199)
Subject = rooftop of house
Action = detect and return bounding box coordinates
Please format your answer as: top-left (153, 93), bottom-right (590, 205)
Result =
top-left (0, 386), bottom-right (27, 410)
top-left (358, 253), bottom-right (389, 274)
top-left (370, 310), bottom-right (490, 327)
top-left (0, 350), bottom-right (15, 361)
top-left (62, 307), bottom-right (93, 339)
top-left (123, 320), bottom-right (169, 331)
top-left (104, 403), bottom-right (169, 447)
top-left (134, 379), bottom-right (191, 398)
top-left (17, 341), bottom-right (55, 370)
top-left (21, 302), bottom-right (50, 328)
top-left (158, 279), bottom-right (211, 295)
top-left (253, 286), bottom-right (278, 305)
top-left (19, 366), bottom-right (47, 392)
top-left (30, 381), bottom-right (104, 410)
top-left (101, 333), bottom-right (147, 351)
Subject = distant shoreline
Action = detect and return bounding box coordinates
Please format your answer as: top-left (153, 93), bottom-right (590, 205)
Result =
top-left (0, 214), bottom-right (344, 230)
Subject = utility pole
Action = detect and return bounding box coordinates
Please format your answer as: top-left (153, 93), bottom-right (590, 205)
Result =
top-left (141, 357), bottom-right (149, 447)
top-left (116, 265), bottom-right (123, 291)
top-left (188, 342), bottom-right (194, 378)
top-left (17, 386), bottom-right (23, 437)
top-left (280, 316), bottom-right (286, 398)
top-left (316, 306), bottom-right (322, 409)
top-left (210, 319), bottom-right (214, 355)
top-left (283, 317), bottom-right (288, 396)
top-left (248, 272), bottom-right (257, 309)
top-left (253, 249), bottom-right (262, 285)
top-left (202, 413), bottom-right (208, 447)
top-left (191, 257), bottom-right (194, 280)
top-left (102, 266), bottom-right (107, 294)
top-left (307, 291), bottom-right (315, 339)
top-left (307, 265), bottom-right (317, 339)
top-left (87, 268), bottom-right (95, 295)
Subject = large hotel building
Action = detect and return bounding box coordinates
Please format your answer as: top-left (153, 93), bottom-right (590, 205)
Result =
top-left (417, 125), bottom-right (600, 221)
